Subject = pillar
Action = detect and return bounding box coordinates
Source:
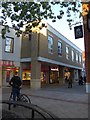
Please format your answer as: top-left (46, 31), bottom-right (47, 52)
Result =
top-left (31, 32), bottom-right (41, 89)
top-left (31, 61), bottom-right (41, 89)
top-left (59, 66), bottom-right (64, 85)
top-left (83, 8), bottom-right (90, 93)
top-left (45, 66), bottom-right (50, 85)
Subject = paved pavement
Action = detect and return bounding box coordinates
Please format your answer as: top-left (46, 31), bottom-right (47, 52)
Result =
top-left (1, 83), bottom-right (89, 118)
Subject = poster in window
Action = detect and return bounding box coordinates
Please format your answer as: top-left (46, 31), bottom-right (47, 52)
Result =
top-left (5, 37), bottom-right (14, 53)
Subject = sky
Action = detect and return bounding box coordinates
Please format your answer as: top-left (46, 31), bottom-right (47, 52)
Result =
top-left (46, 3), bottom-right (85, 51)
top-left (0, 2), bottom-right (85, 51)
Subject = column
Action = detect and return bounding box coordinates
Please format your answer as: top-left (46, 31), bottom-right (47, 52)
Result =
top-left (45, 66), bottom-right (50, 85)
top-left (70, 68), bottom-right (74, 83)
top-left (59, 66), bottom-right (64, 85)
top-left (84, 13), bottom-right (90, 93)
top-left (31, 32), bottom-right (41, 89)
top-left (31, 61), bottom-right (41, 89)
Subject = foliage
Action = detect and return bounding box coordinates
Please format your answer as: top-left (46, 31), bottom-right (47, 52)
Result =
top-left (0, 1), bottom-right (88, 38)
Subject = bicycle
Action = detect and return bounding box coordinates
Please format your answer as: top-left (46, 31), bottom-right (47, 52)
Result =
top-left (9, 91), bottom-right (31, 103)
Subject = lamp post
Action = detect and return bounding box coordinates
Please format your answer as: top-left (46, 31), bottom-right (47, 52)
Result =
top-left (83, 1), bottom-right (90, 93)
top-left (87, 10), bottom-right (90, 31)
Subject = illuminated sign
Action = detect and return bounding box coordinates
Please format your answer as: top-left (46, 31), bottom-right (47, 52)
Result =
top-left (51, 68), bottom-right (59, 71)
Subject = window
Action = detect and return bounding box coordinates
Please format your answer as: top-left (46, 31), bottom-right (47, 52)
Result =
top-left (72, 50), bottom-right (74, 61)
top-left (66, 46), bottom-right (69, 59)
top-left (79, 54), bottom-right (82, 63)
top-left (58, 41), bottom-right (62, 56)
top-left (5, 36), bottom-right (14, 53)
top-left (48, 35), bottom-right (53, 54)
top-left (76, 53), bottom-right (78, 63)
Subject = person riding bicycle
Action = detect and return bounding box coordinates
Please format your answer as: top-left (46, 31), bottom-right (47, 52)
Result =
top-left (9, 71), bottom-right (22, 106)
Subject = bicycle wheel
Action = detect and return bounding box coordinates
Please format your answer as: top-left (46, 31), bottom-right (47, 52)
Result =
top-left (19, 94), bottom-right (31, 103)
top-left (9, 92), bottom-right (13, 101)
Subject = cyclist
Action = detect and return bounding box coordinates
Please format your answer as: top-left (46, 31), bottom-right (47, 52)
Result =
top-left (9, 71), bottom-right (22, 107)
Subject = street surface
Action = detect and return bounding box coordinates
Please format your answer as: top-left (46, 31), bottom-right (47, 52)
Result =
top-left (1, 83), bottom-right (89, 118)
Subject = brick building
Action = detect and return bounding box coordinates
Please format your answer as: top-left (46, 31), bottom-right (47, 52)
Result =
top-left (0, 23), bottom-right (83, 89)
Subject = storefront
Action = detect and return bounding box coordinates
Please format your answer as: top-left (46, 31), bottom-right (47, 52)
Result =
top-left (21, 63), bottom-right (61, 86)
top-left (49, 66), bottom-right (59, 84)
top-left (2, 60), bottom-right (19, 86)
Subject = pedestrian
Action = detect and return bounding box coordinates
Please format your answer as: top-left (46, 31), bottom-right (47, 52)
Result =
top-left (9, 71), bottom-right (22, 107)
top-left (79, 76), bottom-right (83, 85)
top-left (68, 75), bottom-right (73, 88)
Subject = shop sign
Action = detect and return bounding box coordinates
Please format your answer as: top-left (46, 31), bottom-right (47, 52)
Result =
top-left (74, 25), bottom-right (83, 39)
top-left (51, 68), bottom-right (59, 71)
top-left (2, 60), bottom-right (14, 66)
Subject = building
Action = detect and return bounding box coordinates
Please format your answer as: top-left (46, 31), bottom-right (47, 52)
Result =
top-left (0, 23), bottom-right (83, 89)
top-left (20, 23), bottom-right (83, 89)
top-left (0, 25), bottom-right (21, 87)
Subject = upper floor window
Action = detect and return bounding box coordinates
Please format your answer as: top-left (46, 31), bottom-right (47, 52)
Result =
top-left (5, 36), bottom-right (14, 53)
top-left (58, 41), bottom-right (62, 56)
top-left (48, 35), bottom-right (53, 54)
top-left (79, 54), bottom-right (82, 63)
top-left (66, 46), bottom-right (69, 59)
top-left (76, 52), bottom-right (78, 63)
top-left (72, 50), bottom-right (74, 61)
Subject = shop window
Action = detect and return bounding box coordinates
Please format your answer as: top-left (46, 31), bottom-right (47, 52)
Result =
top-left (58, 41), bottom-right (62, 56)
top-left (41, 72), bottom-right (46, 84)
top-left (5, 36), bottom-right (14, 53)
top-left (48, 35), bottom-right (53, 54)
top-left (22, 71), bottom-right (31, 80)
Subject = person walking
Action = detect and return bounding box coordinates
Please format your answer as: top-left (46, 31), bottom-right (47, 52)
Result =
top-left (9, 71), bottom-right (22, 107)
top-left (79, 76), bottom-right (83, 85)
top-left (68, 75), bottom-right (73, 88)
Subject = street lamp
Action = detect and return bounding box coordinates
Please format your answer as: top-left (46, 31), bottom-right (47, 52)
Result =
top-left (87, 10), bottom-right (90, 32)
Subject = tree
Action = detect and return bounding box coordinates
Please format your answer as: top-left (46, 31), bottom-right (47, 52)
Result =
top-left (0, 1), bottom-right (89, 38)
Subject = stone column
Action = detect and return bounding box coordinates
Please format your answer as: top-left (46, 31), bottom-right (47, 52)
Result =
top-left (59, 66), bottom-right (64, 85)
top-left (31, 32), bottom-right (41, 89)
top-left (83, 12), bottom-right (90, 93)
top-left (70, 68), bottom-right (74, 83)
top-left (45, 66), bottom-right (50, 85)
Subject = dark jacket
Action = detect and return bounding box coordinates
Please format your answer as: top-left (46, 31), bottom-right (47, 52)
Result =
top-left (9, 75), bottom-right (22, 89)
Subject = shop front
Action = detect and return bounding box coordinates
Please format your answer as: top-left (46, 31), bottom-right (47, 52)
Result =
top-left (2, 60), bottom-right (19, 86)
top-left (22, 69), bottom-right (31, 85)
top-left (49, 66), bottom-right (59, 84)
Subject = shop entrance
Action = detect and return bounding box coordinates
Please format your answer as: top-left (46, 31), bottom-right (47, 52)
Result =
top-left (49, 67), bottom-right (59, 84)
